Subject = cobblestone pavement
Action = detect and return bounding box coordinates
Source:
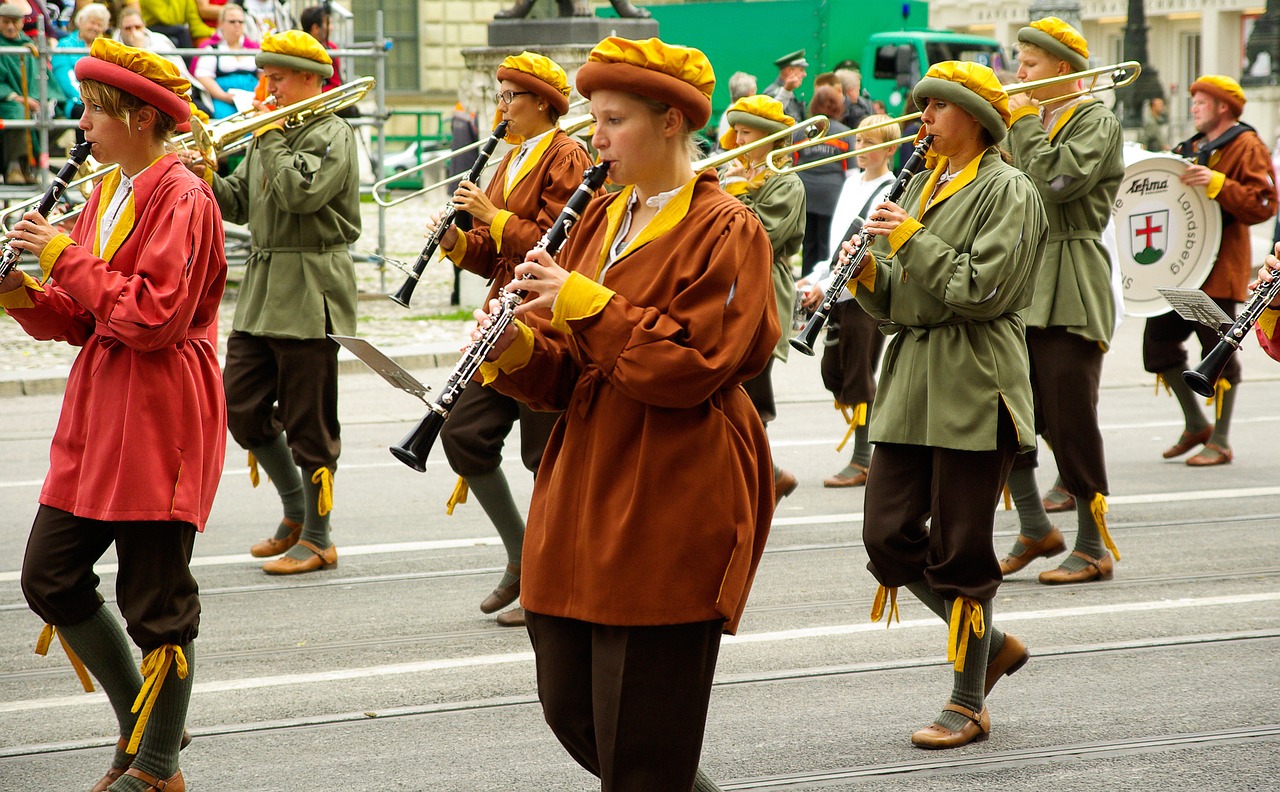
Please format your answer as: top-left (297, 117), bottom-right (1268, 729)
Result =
top-left (0, 199), bottom-right (473, 373)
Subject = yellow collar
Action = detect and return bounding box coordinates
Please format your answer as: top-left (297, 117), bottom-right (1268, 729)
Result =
top-left (596, 175), bottom-right (699, 277)
top-left (918, 152), bottom-right (984, 216)
top-left (503, 129), bottom-right (557, 200)
top-left (1046, 96), bottom-right (1093, 143)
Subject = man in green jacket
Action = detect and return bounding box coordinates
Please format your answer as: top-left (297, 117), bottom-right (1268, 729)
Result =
top-left (999, 17), bottom-right (1125, 585)
top-left (0, 5), bottom-right (41, 184)
top-left (185, 31), bottom-right (359, 575)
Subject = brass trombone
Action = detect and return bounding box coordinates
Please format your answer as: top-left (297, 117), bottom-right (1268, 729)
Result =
top-left (769, 61), bottom-right (1142, 175)
top-left (692, 114), bottom-right (831, 172)
top-left (371, 99), bottom-right (592, 208)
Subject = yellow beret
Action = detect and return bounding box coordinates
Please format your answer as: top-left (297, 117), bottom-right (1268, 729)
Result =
top-left (75, 39), bottom-right (191, 122)
top-left (576, 37), bottom-right (715, 128)
top-left (1018, 17), bottom-right (1089, 72)
top-left (718, 94), bottom-right (794, 151)
top-left (497, 51), bottom-right (571, 115)
top-left (257, 30), bottom-right (334, 80)
top-left (912, 61), bottom-right (1011, 144)
top-left (1190, 75), bottom-right (1246, 117)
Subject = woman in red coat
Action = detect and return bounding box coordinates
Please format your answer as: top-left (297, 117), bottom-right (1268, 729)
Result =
top-left (0, 39), bottom-right (226, 792)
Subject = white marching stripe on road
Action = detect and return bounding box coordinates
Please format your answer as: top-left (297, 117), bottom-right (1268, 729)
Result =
top-left (2, 591), bottom-right (1277, 715)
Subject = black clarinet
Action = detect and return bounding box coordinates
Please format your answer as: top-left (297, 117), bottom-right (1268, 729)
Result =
top-left (790, 134), bottom-right (935, 355)
top-left (390, 161), bottom-right (611, 472)
top-left (1183, 274), bottom-right (1280, 397)
top-left (388, 120), bottom-right (510, 307)
top-left (0, 141), bottom-right (93, 281)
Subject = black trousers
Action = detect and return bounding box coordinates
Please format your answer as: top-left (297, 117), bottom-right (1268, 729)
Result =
top-left (821, 299), bottom-right (885, 406)
top-left (525, 612), bottom-right (723, 792)
top-left (1012, 327), bottom-right (1109, 497)
top-left (863, 409), bottom-right (1018, 602)
top-left (440, 378), bottom-right (560, 477)
top-left (801, 212), bottom-right (833, 278)
top-left (22, 506), bottom-right (200, 650)
top-left (1142, 298), bottom-right (1241, 384)
top-left (742, 357), bottom-right (777, 425)
top-left (224, 332), bottom-right (341, 472)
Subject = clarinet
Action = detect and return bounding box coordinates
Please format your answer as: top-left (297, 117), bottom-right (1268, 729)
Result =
top-left (388, 120), bottom-right (510, 307)
top-left (1183, 273), bottom-right (1280, 397)
top-left (0, 141), bottom-right (93, 281)
top-left (390, 161), bottom-right (611, 472)
top-left (790, 134), bottom-right (935, 355)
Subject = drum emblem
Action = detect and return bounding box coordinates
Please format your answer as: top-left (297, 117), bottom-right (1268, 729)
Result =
top-left (1129, 210), bottom-right (1168, 265)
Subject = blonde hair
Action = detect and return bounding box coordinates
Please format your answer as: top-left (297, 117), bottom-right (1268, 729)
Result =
top-left (630, 92), bottom-right (702, 161)
top-left (79, 79), bottom-right (177, 140)
top-left (855, 114), bottom-right (900, 146)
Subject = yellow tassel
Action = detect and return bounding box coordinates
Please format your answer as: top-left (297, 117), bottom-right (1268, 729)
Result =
top-left (946, 598), bottom-right (985, 673)
top-left (870, 585), bottom-right (899, 628)
top-left (34, 625), bottom-right (95, 692)
top-left (446, 476), bottom-right (469, 515)
top-left (1154, 373), bottom-right (1171, 396)
top-left (1090, 493), bottom-right (1120, 562)
top-left (1002, 485), bottom-right (1012, 511)
top-left (1208, 378), bottom-right (1231, 421)
top-left (311, 468), bottom-right (333, 517)
top-left (835, 402), bottom-right (866, 452)
top-left (247, 452), bottom-right (260, 488)
top-left (127, 644), bottom-right (188, 755)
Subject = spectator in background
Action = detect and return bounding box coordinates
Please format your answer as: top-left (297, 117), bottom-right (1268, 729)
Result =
top-left (715, 70), bottom-right (756, 152)
top-left (835, 67), bottom-right (872, 129)
top-left (301, 4), bottom-right (339, 91)
top-left (243, 0), bottom-right (287, 35)
top-left (1140, 95), bottom-right (1169, 151)
top-left (0, 3), bottom-right (42, 183)
top-left (140, 0), bottom-right (214, 49)
top-left (193, 2), bottom-right (258, 118)
top-left (763, 48), bottom-right (807, 124)
top-left (51, 2), bottom-right (108, 135)
top-left (794, 85), bottom-right (850, 278)
top-left (118, 5), bottom-right (209, 115)
top-left (894, 93), bottom-right (921, 169)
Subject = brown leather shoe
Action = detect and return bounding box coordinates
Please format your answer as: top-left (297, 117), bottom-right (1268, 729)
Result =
top-left (261, 540), bottom-right (337, 575)
top-left (1042, 485), bottom-right (1075, 513)
top-left (249, 518), bottom-right (302, 557)
top-left (480, 563), bottom-right (520, 614)
top-left (1186, 442), bottom-right (1232, 466)
top-left (1162, 426), bottom-right (1213, 458)
top-left (823, 463), bottom-right (868, 488)
top-left (495, 606), bottom-right (526, 627)
top-left (985, 633), bottom-right (1029, 695)
top-left (998, 527), bottom-right (1066, 575)
top-left (92, 731), bottom-right (192, 791)
top-left (1038, 551), bottom-right (1114, 585)
top-left (123, 767), bottom-right (184, 791)
top-left (911, 703), bottom-right (990, 749)
top-left (774, 468), bottom-right (798, 506)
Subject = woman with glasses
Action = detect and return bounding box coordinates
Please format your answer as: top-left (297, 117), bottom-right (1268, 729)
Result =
top-left (426, 51), bottom-right (597, 628)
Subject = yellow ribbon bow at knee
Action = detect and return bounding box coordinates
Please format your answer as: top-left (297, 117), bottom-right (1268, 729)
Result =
top-left (947, 597), bottom-right (986, 673)
top-left (127, 644), bottom-right (189, 754)
top-left (870, 585), bottom-right (900, 628)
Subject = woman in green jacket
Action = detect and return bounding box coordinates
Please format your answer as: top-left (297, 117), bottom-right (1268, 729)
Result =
top-left (843, 61), bottom-right (1047, 750)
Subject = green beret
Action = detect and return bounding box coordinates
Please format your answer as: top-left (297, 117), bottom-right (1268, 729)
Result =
top-left (911, 76), bottom-right (1008, 144)
top-left (256, 51), bottom-right (335, 80)
top-left (1017, 26), bottom-right (1088, 73)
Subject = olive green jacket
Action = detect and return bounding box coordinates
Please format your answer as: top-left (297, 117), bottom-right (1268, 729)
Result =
top-left (855, 149), bottom-right (1047, 452)
top-left (213, 113), bottom-right (361, 339)
top-left (735, 171), bottom-right (805, 360)
top-left (1007, 99), bottom-right (1123, 346)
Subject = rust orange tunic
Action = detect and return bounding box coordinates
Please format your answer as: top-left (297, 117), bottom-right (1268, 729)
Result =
top-left (486, 170), bottom-right (779, 633)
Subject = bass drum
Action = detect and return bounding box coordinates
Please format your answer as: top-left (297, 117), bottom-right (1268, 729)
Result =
top-left (1109, 145), bottom-right (1221, 317)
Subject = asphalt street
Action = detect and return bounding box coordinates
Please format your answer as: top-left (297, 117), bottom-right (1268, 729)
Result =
top-left (0, 303), bottom-right (1277, 791)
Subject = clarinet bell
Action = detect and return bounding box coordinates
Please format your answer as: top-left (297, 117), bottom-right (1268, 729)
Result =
top-left (1182, 338), bottom-right (1237, 398)
top-left (387, 277), bottom-right (417, 309)
top-left (790, 312), bottom-right (826, 356)
top-left (390, 409), bottom-right (446, 472)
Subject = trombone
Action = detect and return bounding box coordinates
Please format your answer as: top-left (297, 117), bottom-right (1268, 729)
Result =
top-left (769, 61), bottom-right (1141, 175)
top-left (692, 114), bottom-right (831, 172)
top-left (371, 98), bottom-right (592, 208)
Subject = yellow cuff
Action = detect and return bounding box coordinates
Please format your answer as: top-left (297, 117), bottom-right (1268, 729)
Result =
top-left (1009, 105), bottom-right (1040, 125)
top-left (253, 123), bottom-right (284, 138)
top-left (845, 251), bottom-right (878, 298)
top-left (0, 270), bottom-right (44, 309)
top-left (551, 271), bottom-right (614, 333)
top-left (1257, 306), bottom-right (1279, 339)
top-left (888, 217), bottom-right (922, 256)
top-left (39, 233), bottom-right (74, 282)
top-left (443, 231), bottom-right (468, 266)
top-left (1205, 170), bottom-right (1226, 200)
top-left (479, 319), bottom-right (534, 384)
top-left (490, 210), bottom-right (514, 254)
top-left (202, 166), bottom-right (215, 186)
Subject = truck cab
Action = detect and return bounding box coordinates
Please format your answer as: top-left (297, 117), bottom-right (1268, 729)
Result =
top-left (863, 31), bottom-right (1009, 113)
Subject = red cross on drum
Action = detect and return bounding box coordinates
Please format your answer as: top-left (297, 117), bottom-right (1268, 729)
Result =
top-left (1108, 145), bottom-right (1221, 317)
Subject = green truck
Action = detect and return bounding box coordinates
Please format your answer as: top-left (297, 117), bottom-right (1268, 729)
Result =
top-left (608, 0), bottom-right (1008, 120)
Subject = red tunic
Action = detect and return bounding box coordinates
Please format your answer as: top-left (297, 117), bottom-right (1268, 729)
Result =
top-left (487, 171), bottom-right (779, 633)
top-left (3, 155), bottom-right (227, 530)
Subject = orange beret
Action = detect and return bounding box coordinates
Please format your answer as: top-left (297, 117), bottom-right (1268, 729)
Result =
top-left (75, 39), bottom-right (191, 122)
top-left (497, 51), bottom-right (570, 116)
top-left (576, 37), bottom-right (715, 129)
top-left (1190, 75), bottom-right (1245, 117)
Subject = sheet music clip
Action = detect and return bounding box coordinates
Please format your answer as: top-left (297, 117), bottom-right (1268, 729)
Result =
top-left (330, 335), bottom-right (431, 403)
top-left (1154, 287), bottom-right (1233, 330)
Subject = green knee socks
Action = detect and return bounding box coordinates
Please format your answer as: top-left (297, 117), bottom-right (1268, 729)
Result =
top-left (112, 642), bottom-right (195, 788)
top-left (851, 405), bottom-right (873, 469)
top-left (249, 434), bottom-right (305, 538)
top-left (284, 470), bottom-right (332, 560)
top-left (56, 606), bottom-right (143, 769)
top-left (1160, 367), bottom-right (1211, 434)
top-left (465, 468), bottom-right (526, 574)
top-left (1006, 466), bottom-right (1053, 554)
top-left (936, 598), bottom-right (993, 732)
top-left (1208, 382), bottom-right (1237, 448)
